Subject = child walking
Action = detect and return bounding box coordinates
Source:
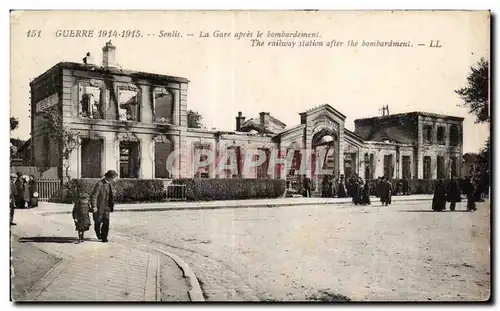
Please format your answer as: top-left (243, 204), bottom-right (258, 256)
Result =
top-left (72, 193), bottom-right (93, 242)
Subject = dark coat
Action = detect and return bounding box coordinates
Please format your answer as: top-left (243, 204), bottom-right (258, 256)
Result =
top-left (13, 179), bottom-right (23, 198)
top-left (446, 180), bottom-right (462, 203)
top-left (380, 181), bottom-right (392, 204)
top-left (337, 182), bottom-right (347, 198)
top-left (90, 179), bottom-right (115, 216)
top-left (362, 184), bottom-right (371, 204)
top-left (22, 182), bottom-right (30, 201)
top-left (465, 181), bottom-right (476, 210)
top-left (72, 200), bottom-right (91, 232)
top-left (432, 183), bottom-right (447, 211)
top-left (402, 179), bottom-right (410, 193)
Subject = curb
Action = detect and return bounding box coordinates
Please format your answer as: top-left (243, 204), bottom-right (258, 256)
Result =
top-left (154, 249), bottom-right (205, 302)
top-left (111, 233), bottom-right (204, 302)
top-left (21, 258), bottom-right (70, 301)
top-left (38, 197), bottom-right (433, 215)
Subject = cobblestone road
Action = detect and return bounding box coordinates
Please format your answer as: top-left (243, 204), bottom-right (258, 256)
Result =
top-left (48, 200), bottom-right (491, 302)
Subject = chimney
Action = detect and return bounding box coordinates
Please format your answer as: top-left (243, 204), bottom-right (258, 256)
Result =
top-left (102, 41), bottom-right (117, 68)
top-left (259, 112), bottom-right (270, 126)
top-left (235, 111), bottom-right (245, 131)
top-left (82, 52), bottom-right (95, 65)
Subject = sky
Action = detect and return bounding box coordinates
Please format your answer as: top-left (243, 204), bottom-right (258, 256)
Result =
top-left (10, 10), bottom-right (490, 153)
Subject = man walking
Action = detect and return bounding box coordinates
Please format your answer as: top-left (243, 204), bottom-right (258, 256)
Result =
top-left (90, 170), bottom-right (117, 243)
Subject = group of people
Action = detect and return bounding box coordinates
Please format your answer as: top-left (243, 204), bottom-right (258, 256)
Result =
top-left (432, 176), bottom-right (478, 212)
top-left (317, 174), bottom-right (394, 206)
top-left (72, 170), bottom-right (118, 243)
top-left (10, 172), bottom-right (38, 226)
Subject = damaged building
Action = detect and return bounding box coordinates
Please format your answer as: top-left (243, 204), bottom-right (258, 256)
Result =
top-left (30, 42), bottom-right (464, 193)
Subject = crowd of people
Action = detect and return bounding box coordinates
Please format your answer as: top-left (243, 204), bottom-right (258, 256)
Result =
top-left (312, 174), bottom-right (395, 206)
top-left (9, 172), bottom-right (38, 226)
top-left (302, 173), bottom-right (486, 212)
top-left (432, 176), bottom-right (479, 212)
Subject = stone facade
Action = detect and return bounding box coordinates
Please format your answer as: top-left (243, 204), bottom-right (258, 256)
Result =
top-left (30, 44), bottom-right (464, 187)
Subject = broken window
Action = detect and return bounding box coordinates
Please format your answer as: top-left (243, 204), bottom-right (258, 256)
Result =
top-left (289, 150), bottom-right (302, 176)
top-left (449, 125), bottom-right (460, 147)
top-left (402, 155), bottom-right (411, 179)
top-left (423, 125), bottom-right (433, 144)
top-left (383, 154), bottom-right (394, 178)
top-left (423, 156), bottom-right (432, 179)
top-left (223, 146), bottom-right (242, 178)
top-left (437, 156), bottom-right (445, 179)
top-left (193, 143), bottom-right (210, 178)
top-left (154, 89), bottom-right (173, 123)
top-left (119, 141), bottom-right (140, 178)
top-left (256, 148), bottom-right (270, 179)
top-left (154, 141), bottom-right (172, 178)
top-left (437, 126), bottom-right (445, 145)
top-left (79, 85), bottom-right (103, 119)
top-left (118, 89), bottom-right (139, 121)
top-left (81, 139), bottom-right (103, 178)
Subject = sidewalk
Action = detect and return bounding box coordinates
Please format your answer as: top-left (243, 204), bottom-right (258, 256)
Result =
top-left (37, 194), bottom-right (434, 214)
top-left (10, 209), bottom-right (192, 302)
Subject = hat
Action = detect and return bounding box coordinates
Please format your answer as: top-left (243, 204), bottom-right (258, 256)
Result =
top-left (10, 173), bottom-right (17, 179)
top-left (78, 192), bottom-right (90, 199)
top-left (104, 170), bottom-right (118, 178)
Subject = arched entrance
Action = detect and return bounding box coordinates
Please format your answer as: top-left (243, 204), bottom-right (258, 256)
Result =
top-left (312, 128), bottom-right (339, 194)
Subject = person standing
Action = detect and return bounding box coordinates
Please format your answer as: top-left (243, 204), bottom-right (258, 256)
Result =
top-left (72, 193), bottom-right (93, 242)
top-left (303, 176), bottom-right (312, 198)
top-left (337, 174), bottom-right (347, 198)
top-left (321, 175), bottom-right (330, 198)
top-left (375, 177), bottom-right (383, 198)
top-left (28, 175), bottom-right (38, 208)
top-left (402, 177), bottom-right (410, 195)
top-left (331, 174), bottom-right (337, 197)
top-left (90, 170), bottom-right (118, 243)
top-left (447, 176), bottom-right (462, 211)
top-left (13, 172), bottom-right (24, 210)
top-left (464, 177), bottom-right (477, 212)
top-left (432, 179), bottom-right (447, 211)
top-left (362, 182), bottom-right (371, 205)
top-left (22, 177), bottom-right (30, 209)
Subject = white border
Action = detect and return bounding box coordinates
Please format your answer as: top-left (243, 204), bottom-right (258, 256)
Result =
top-left (2, 1), bottom-right (497, 311)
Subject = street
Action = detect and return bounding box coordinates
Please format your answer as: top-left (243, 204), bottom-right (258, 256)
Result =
top-left (43, 199), bottom-right (490, 302)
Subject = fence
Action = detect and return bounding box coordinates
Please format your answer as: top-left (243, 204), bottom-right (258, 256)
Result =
top-left (166, 184), bottom-right (186, 201)
top-left (36, 178), bottom-right (62, 201)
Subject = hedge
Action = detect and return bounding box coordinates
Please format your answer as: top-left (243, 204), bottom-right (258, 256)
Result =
top-left (173, 178), bottom-right (286, 201)
top-left (55, 178), bottom-right (167, 203)
top-left (53, 178), bottom-right (286, 203)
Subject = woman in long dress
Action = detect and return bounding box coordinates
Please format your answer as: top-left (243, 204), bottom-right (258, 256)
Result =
top-left (432, 179), bottom-right (446, 212)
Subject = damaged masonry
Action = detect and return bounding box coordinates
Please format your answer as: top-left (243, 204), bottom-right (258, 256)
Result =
top-left (30, 42), bottom-right (463, 195)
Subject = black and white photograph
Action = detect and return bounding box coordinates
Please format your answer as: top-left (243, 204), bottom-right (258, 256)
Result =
top-left (9, 10), bottom-right (490, 302)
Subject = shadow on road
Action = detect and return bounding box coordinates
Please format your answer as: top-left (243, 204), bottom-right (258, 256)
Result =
top-left (19, 236), bottom-right (80, 244)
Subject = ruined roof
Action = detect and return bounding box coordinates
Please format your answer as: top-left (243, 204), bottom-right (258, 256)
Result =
top-left (30, 62), bottom-right (190, 86)
top-left (300, 104), bottom-right (347, 119)
top-left (343, 128), bottom-right (364, 142)
top-left (355, 111), bottom-right (464, 123)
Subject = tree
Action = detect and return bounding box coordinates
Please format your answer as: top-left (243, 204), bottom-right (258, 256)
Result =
top-left (455, 58), bottom-right (489, 124)
top-left (187, 110), bottom-right (203, 128)
top-left (10, 117), bottom-right (19, 131)
top-left (456, 58), bottom-right (490, 196)
top-left (42, 107), bottom-right (81, 181)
